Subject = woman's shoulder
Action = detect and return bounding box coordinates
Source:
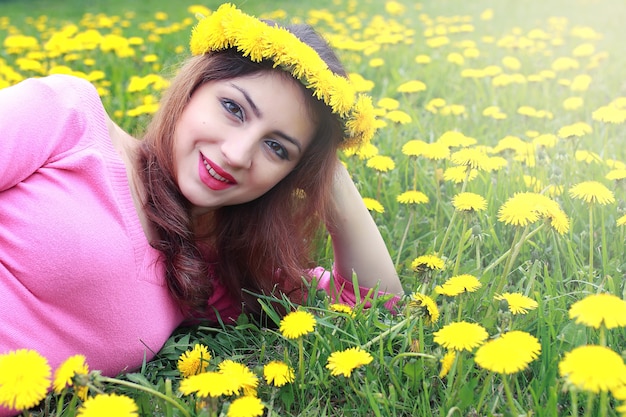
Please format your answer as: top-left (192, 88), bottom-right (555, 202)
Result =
top-left (22, 74), bottom-right (102, 110)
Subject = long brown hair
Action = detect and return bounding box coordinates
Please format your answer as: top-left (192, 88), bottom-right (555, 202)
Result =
top-left (138, 24), bottom-right (347, 316)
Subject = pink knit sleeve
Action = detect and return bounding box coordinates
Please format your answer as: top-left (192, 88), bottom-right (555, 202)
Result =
top-left (312, 266), bottom-right (400, 312)
top-left (0, 75), bottom-right (95, 191)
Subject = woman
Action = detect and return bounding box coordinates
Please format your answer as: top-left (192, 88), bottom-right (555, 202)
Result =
top-left (0, 4), bottom-right (402, 414)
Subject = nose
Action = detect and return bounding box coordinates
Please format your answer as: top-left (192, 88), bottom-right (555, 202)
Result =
top-left (220, 132), bottom-right (255, 169)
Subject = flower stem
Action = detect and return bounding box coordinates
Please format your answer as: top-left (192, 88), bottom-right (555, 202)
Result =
top-left (395, 211), bottom-right (414, 269)
top-left (599, 325), bottom-right (606, 347)
top-left (437, 165), bottom-right (470, 255)
top-left (438, 210), bottom-right (458, 255)
top-left (571, 390), bottom-right (578, 417)
top-left (494, 227), bottom-right (520, 294)
top-left (583, 391), bottom-right (594, 417)
top-left (55, 391), bottom-right (66, 416)
top-left (599, 390), bottom-right (608, 417)
top-left (483, 223), bottom-right (544, 275)
top-left (587, 204), bottom-right (593, 289)
top-left (298, 337), bottom-right (305, 386)
top-left (475, 372), bottom-right (494, 414)
top-left (453, 216), bottom-right (469, 275)
top-left (502, 375), bottom-right (519, 416)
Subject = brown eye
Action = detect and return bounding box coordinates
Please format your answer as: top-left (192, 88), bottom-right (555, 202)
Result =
top-left (222, 99), bottom-right (244, 121)
top-left (265, 140), bottom-right (289, 160)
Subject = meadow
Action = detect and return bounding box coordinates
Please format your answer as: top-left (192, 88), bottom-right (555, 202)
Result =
top-left (2, 0), bottom-right (626, 415)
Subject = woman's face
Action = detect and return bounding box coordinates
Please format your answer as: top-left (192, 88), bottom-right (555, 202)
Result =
top-left (173, 71), bottom-right (316, 214)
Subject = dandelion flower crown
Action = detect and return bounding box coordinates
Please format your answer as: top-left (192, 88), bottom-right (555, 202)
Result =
top-left (190, 3), bottom-right (376, 149)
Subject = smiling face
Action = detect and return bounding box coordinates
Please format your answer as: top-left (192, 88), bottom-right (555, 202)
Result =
top-left (172, 70), bottom-right (317, 214)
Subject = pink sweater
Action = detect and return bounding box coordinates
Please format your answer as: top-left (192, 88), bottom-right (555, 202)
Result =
top-left (0, 75), bottom-right (394, 416)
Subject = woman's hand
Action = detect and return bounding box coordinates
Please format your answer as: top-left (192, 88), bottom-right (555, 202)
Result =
top-left (326, 163), bottom-right (404, 295)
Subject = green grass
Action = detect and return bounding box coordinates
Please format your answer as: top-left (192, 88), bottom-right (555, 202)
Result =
top-left (3, 0), bottom-right (626, 415)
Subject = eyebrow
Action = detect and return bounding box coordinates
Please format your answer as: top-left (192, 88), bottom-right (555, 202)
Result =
top-left (229, 82), bottom-right (303, 153)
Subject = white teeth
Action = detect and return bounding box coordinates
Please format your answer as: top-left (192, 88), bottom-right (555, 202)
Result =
top-left (203, 159), bottom-right (229, 183)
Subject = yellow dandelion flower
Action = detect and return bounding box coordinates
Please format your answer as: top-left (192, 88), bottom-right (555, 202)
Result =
top-left (533, 133), bottom-right (558, 148)
top-left (422, 142), bottom-right (450, 160)
top-left (435, 274), bottom-right (482, 296)
top-left (614, 384), bottom-right (626, 400)
top-left (498, 192), bottom-right (569, 233)
top-left (617, 214), bottom-right (626, 226)
top-left (402, 139), bottom-right (428, 157)
top-left (592, 105), bottom-right (626, 124)
top-left (385, 110), bottom-right (412, 124)
top-left (218, 360), bottom-right (259, 395)
top-left (329, 303), bottom-right (355, 317)
top-left (534, 195), bottom-right (570, 235)
top-left (411, 255), bottom-right (445, 272)
top-left (563, 96), bottom-right (584, 110)
top-left (347, 140), bottom-right (378, 160)
top-left (377, 97), bottom-right (399, 110)
top-left (369, 58), bottom-right (385, 67)
top-left (475, 331), bottom-right (541, 374)
top-left (425, 98), bottom-right (446, 113)
top-left (450, 148), bottom-right (491, 171)
top-left (439, 351), bottom-right (456, 378)
top-left (345, 95), bottom-right (377, 147)
top-left (397, 190), bottom-right (429, 205)
top-left (606, 159), bottom-right (626, 169)
top-left (575, 150), bottom-right (602, 164)
top-left (494, 293), bottom-right (538, 314)
top-left (570, 74), bottom-right (592, 92)
top-left (493, 135), bottom-right (526, 154)
top-left (407, 292), bottom-right (440, 324)
top-left (362, 197), bottom-right (385, 213)
top-left (502, 56), bottom-right (521, 70)
top-left (573, 42), bottom-right (595, 57)
top-left (446, 52), bottom-right (464, 65)
top-left (552, 56), bottom-right (579, 71)
top-left (348, 73), bottom-right (375, 92)
top-left (486, 156), bottom-right (509, 172)
top-left (415, 54), bottom-right (431, 64)
top-left (559, 345), bottom-right (626, 393)
top-left (77, 394), bottom-right (138, 417)
top-left (397, 80), bottom-right (426, 93)
top-left (177, 344), bottom-right (211, 377)
top-left (180, 371), bottom-right (238, 397)
top-left (433, 321), bottom-right (489, 351)
top-left (427, 36), bottom-right (450, 48)
top-left (443, 166), bottom-right (478, 184)
top-left (0, 349), bottom-right (51, 411)
top-left (497, 193), bottom-right (541, 227)
top-left (326, 347), bottom-right (373, 377)
top-left (606, 169), bottom-right (626, 181)
top-left (263, 361), bottom-right (295, 387)
top-left (227, 396), bottom-right (265, 417)
top-left (480, 8), bottom-right (494, 20)
top-left (568, 293), bottom-right (626, 329)
top-left (326, 75), bottom-right (355, 116)
top-left (437, 131), bottom-right (477, 148)
top-left (53, 354), bottom-right (89, 400)
top-left (557, 122), bottom-right (592, 138)
top-left (452, 192), bottom-right (487, 212)
top-left (366, 155), bottom-right (395, 172)
top-left (279, 310), bottom-right (316, 339)
top-left (569, 181), bottom-right (615, 205)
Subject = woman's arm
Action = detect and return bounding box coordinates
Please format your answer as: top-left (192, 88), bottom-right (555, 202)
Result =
top-left (326, 163), bottom-right (404, 296)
